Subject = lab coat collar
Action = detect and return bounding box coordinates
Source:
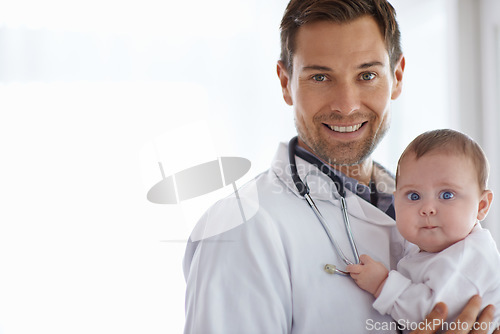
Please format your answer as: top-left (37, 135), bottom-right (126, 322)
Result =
top-left (271, 141), bottom-right (396, 227)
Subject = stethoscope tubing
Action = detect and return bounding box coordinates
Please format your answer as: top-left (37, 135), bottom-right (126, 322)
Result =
top-left (340, 196), bottom-right (360, 265)
top-left (288, 137), bottom-right (360, 276)
top-left (304, 193), bottom-right (357, 268)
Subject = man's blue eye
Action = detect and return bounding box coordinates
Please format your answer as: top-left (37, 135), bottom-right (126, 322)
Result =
top-left (439, 191), bottom-right (454, 200)
top-left (312, 74), bottom-right (327, 82)
top-left (407, 193), bottom-right (420, 201)
top-left (361, 72), bottom-right (376, 81)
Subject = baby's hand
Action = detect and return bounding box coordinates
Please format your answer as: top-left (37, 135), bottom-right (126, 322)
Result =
top-left (346, 254), bottom-right (389, 297)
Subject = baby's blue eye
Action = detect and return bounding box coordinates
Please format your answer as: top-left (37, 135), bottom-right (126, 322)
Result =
top-left (439, 191), bottom-right (454, 200)
top-left (407, 192), bottom-right (420, 201)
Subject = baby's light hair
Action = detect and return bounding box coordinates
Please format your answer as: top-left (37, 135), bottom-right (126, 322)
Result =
top-left (396, 129), bottom-right (489, 191)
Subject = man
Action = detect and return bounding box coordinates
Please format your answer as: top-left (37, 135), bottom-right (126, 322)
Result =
top-left (183, 1), bottom-right (496, 333)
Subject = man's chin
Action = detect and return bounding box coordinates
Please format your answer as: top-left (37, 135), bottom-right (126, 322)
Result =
top-left (297, 133), bottom-right (376, 166)
top-left (317, 143), bottom-right (374, 166)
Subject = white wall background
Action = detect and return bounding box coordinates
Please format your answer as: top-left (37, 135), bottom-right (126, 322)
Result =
top-left (0, 0), bottom-right (498, 333)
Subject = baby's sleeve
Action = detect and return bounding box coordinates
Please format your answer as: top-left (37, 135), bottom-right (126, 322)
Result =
top-left (373, 252), bottom-right (478, 326)
top-left (373, 270), bottom-right (435, 324)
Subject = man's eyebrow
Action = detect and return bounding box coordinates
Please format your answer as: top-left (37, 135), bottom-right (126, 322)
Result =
top-left (358, 61), bottom-right (384, 69)
top-left (302, 61), bottom-right (385, 72)
top-left (302, 65), bottom-right (333, 71)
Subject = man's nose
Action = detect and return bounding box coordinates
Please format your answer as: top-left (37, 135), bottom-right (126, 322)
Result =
top-left (328, 81), bottom-right (360, 114)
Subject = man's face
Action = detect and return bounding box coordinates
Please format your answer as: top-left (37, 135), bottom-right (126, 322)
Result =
top-left (277, 16), bottom-right (404, 166)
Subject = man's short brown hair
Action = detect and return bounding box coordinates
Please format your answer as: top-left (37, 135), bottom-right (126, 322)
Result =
top-left (279, 0), bottom-right (402, 75)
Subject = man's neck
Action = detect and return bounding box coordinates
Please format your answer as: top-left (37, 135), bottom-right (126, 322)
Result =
top-left (331, 158), bottom-right (373, 186)
top-left (297, 138), bottom-right (374, 185)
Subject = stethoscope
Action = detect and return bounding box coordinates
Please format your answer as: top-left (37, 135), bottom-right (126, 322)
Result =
top-left (288, 136), bottom-right (360, 276)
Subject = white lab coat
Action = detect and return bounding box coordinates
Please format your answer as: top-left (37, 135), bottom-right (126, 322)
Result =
top-left (183, 141), bottom-right (409, 334)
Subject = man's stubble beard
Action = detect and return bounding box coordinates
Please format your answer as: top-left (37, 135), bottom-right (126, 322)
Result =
top-left (295, 117), bottom-right (390, 167)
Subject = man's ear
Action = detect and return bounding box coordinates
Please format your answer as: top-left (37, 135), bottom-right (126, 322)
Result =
top-left (477, 190), bottom-right (494, 221)
top-left (277, 61), bottom-right (293, 106)
top-left (391, 55), bottom-right (405, 100)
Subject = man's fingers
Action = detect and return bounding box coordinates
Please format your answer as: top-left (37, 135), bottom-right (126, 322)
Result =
top-left (470, 303), bottom-right (496, 334)
top-left (408, 296), bottom-right (497, 334)
top-left (409, 302), bottom-right (448, 334)
top-left (443, 295), bottom-right (488, 334)
top-left (449, 295), bottom-right (482, 333)
top-left (492, 320), bottom-right (500, 334)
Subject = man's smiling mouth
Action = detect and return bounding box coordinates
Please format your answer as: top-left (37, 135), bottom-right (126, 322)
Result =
top-left (325, 122), bottom-right (364, 133)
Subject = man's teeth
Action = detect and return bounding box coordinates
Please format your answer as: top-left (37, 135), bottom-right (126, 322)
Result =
top-left (329, 123), bottom-right (362, 133)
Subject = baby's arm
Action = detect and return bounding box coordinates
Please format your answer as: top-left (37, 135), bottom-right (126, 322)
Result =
top-left (346, 254), bottom-right (389, 297)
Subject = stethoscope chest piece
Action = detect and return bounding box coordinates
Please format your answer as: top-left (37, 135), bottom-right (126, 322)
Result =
top-left (324, 263), bottom-right (350, 276)
top-left (324, 264), bottom-right (336, 275)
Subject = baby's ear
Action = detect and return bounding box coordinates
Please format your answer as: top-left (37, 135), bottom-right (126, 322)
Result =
top-left (477, 190), bottom-right (494, 221)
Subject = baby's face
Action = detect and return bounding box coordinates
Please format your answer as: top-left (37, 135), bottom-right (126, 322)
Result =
top-left (394, 152), bottom-right (487, 253)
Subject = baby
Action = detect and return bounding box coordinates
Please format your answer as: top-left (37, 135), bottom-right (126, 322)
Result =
top-left (347, 129), bottom-right (500, 332)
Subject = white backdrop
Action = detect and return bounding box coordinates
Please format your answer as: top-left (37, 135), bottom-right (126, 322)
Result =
top-left (0, 0), bottom-right (491, 333)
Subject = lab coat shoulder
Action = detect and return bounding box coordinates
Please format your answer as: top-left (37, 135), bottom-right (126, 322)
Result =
top-left (183, 167), bottom-right (298, 334)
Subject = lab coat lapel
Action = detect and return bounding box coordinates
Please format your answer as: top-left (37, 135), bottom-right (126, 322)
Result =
top-left (344, 192), bottom-right (395, 227)
top-left (272, 141), bottom-right (395, 227)
top-left (352, 162), bottom-right (396, 226)
top-left (271, 142), bottom-right (336, 201)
